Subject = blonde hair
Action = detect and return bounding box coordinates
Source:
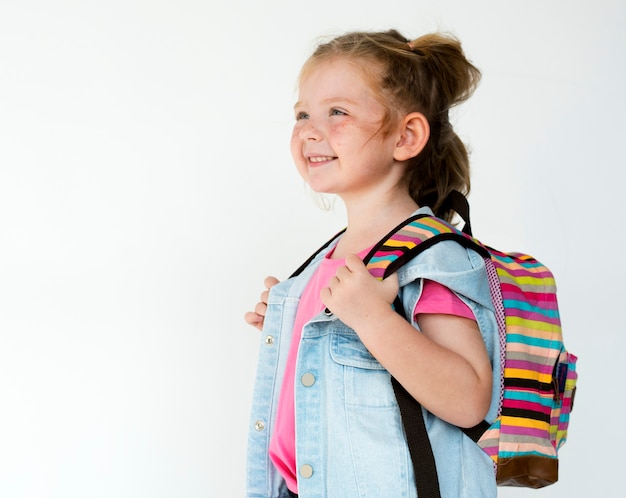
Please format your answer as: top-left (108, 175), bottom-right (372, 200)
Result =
top-left (300, 29), bottom-right (481, 222)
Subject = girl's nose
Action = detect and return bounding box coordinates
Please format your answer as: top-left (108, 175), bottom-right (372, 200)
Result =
top-left (298, 121), bottom-right (321, 141)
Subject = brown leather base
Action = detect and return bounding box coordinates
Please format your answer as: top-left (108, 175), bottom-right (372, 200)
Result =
top-left (496, 455), bottom-right (558, 488)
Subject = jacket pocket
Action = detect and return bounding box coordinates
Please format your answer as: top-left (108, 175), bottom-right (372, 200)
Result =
top-left (330, 330), bottom-right (385, 369)
top-left (330, 330), bottom-right (397, 408)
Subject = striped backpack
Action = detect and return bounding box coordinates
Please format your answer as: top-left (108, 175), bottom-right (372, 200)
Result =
top-left (292, 192), bottom-right (577, 497)
top-left (364, 193), bottom-right (578, 496)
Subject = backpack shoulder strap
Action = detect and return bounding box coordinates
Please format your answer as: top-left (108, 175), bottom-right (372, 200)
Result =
top-left (362, 212), bottom-right (489, 280)
top-left (357, 210), bottom-right (484, 498)
top-left (289, 228), bottom-right (346, 279)
top-left (358, 205), bottom-right (497, 498)
top-left (291, 192), bottom-right (479, 281)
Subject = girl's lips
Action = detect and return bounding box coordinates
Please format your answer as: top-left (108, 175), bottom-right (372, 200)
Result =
top-left (308, 155), bottom-right (336, 164)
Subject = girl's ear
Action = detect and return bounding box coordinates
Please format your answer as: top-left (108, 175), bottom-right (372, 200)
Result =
top-left (393, 112), bottom-right (430, 161)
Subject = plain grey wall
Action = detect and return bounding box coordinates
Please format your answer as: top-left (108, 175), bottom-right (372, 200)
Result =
top-left (1, 1), bottom-right (624, 496)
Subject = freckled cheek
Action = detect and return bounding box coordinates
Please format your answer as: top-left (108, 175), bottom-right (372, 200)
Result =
top-left (328, 122), bottom-right (352, 147)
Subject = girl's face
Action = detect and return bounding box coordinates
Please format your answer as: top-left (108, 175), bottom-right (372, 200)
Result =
top-left (291, 57), bottom-right (404, 201)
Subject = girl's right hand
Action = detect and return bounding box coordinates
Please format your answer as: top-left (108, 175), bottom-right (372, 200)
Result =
top-left (244, 276), bottom-right (280, 331)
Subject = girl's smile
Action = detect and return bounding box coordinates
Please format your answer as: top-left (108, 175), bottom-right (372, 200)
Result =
top-left (307, 155), bottom-right (336, 164)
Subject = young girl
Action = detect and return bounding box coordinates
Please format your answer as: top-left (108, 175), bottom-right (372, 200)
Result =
top-left (244, 29), bottom-right (500, 498)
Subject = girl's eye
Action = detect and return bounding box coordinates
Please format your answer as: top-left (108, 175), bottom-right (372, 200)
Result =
top-left (330, 108), bottom-right (346, 116)
top-left (296, 111), bottom-right (309, 120)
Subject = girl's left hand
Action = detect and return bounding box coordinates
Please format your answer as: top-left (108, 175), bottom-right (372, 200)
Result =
top-left (321, 254), bottom-right (399, 330)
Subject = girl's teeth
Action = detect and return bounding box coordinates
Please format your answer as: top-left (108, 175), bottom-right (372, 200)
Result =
top-left (310, 156), bottom-right (334, 163)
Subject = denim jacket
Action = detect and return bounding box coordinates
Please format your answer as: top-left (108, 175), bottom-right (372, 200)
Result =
top-left (247, 207), bottom-right (500, 498)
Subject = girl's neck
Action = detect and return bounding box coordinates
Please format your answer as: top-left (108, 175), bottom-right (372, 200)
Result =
top-left (331, 195), bottom-right (419, 259)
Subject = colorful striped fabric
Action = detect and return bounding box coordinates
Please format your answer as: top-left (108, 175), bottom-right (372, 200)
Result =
top-left (362, 214), bottom-right (578, 488)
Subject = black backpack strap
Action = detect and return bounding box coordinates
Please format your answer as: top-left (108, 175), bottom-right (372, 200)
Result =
top-left (440, 189), bottom-right (473, 236)
top-left (392, 376), bottom-right (442, 498)
top-left (289, 228), bottom-right (345, 278)
top-left (462, 420), bottom-right (491, 442)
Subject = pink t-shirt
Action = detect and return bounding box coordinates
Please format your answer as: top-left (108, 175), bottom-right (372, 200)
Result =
top-left (269, 252), bottom-right (474, 493)
top-left (414, 279), bottom-right (474, 320)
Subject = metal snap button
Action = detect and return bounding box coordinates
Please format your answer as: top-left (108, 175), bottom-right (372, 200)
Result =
top-left (301, 373), bottom-right (316, 387)
top-left (299, 464), bottom-right (313, 479)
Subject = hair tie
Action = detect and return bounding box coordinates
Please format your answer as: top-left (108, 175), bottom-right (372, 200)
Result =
top-left (406, 41), bottom-right (424, 56)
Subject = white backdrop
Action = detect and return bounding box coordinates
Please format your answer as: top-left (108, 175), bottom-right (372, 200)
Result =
top-left (1, 1), bottom-right (624, 497)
